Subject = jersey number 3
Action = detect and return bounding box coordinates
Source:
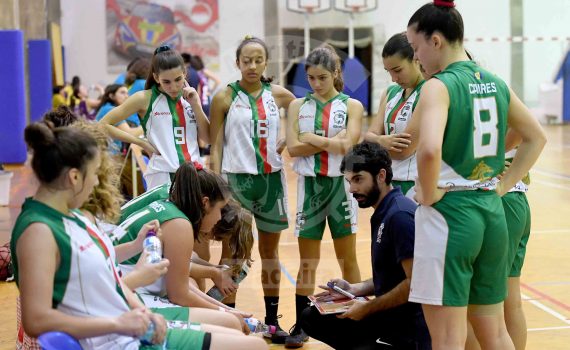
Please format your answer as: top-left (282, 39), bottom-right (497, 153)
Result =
top-left (473, 97), bottom-right (498, 158)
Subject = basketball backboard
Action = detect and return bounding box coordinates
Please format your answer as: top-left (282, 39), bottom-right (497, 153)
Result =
top-left (334, 0), bottom-right (377, 13)
top-left (286, 0), bottom-right (332, 14)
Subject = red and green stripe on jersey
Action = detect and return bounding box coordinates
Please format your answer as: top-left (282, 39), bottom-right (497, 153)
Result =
top-left (141, 85), bottom-right (202, 174)
top-left (314, 101), bottom-right (332, 176)
top-left (169, 96), bottom-right (193, 165)
top-left (250, 89), bottom-right (272, 174)
top-left (293, 93), bottom-right (349, 178)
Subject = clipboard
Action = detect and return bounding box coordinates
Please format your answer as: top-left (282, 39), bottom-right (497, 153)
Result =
top-left (308, 295), bottom-right (368, 315)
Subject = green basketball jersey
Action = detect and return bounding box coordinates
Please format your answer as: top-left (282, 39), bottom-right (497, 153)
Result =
top-left (112, 199), bottom-right (188, 265)
top-left (120, 183), bottom-right (171, 222)
top-left (434, 61), bottom-right (510, 190)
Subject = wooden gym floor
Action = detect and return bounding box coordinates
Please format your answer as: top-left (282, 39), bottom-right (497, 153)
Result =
top-left (0, 124), bottom-right (569, 349)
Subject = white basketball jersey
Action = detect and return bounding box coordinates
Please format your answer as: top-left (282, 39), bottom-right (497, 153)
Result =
top-left (12, 199), bottom-right (139, 350)
top-left (384, 83), bottom-right (424, 181)
top-left (222, 82), bottom-right (283, 174)
top-left (142, 85), bottom-right (203, 175)
top-left (293, 93), bottom-right (349, 177)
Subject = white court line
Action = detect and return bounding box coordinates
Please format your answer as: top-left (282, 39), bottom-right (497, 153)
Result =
top-left (533, 169), bottom-right (570, 181)
top-left (532, 179), bottom-right (570, 191)
top-left (522, 293), bottom-right (570, 325)
top-left (533, 229), bottom-right (570, 234)
top-left (528, 325), bottom-right (570, 332)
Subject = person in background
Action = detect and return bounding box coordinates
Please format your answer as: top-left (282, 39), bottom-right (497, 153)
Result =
top-left (190, 55), bottom-right (221, 118)
top-left (182, 53), bottom-right (200, 91)
top-left (52, 85), bottom-right (67, 109)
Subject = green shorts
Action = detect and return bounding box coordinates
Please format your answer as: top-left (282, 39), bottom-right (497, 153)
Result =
top-left (502, 192), bottom-right (531, 277)
top-left (409, 191), bottom-right (509, 306)
top-left (392, 180), bottom-right (415, 199)
top-left (140, 328), bottom-right (211, 350)
top-left (151, 306), bottom-right (189, 322)
top-left (295, 175), bottom-right (357, 240)
top-left (225, 171), bottom-right (289, 233)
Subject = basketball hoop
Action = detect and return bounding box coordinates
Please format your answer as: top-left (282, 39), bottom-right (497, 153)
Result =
top-left (334, 0), bottom-right (377, 13)
top-left (286, 0), bottom-right (332, 14)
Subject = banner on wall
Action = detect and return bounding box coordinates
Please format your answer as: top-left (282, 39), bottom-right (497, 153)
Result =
top-left (106, 0), bottom-right (219, 71)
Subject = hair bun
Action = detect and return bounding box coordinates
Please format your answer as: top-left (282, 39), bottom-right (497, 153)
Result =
top-left (24, 122), bottom-right (56, 151)
top-left (434, 0), bottom-right (455, 8)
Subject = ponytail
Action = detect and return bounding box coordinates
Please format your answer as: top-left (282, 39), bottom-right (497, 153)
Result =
top-left (145, 45), bottom-right (186, 90)
top-left (169, 162), bottom-right (230, 238)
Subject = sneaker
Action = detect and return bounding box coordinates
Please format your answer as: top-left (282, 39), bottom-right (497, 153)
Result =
top-left (264, 315), bottom-right (289, 344)
top-left (285, 324), bottom-right (309, 348)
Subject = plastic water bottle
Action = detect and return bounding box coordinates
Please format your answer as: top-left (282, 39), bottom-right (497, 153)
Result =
top-left (245, 318), bottom-right (276, 334)
top-left (143, 230), bottom-right (162, 264)
top-left (140, 321), bottom-right (155, 345)
top-left (206, 262), bottom-right (249, 301)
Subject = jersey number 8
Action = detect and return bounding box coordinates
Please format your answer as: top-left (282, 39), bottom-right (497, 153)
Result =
top-left (473, 97), bottom-right (498, 158)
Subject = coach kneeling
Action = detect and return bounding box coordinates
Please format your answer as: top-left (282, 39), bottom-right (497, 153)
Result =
top-left (300, 142), bottom-right (431, 349)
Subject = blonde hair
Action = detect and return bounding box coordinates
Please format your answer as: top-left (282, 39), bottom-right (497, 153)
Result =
top-left (212, 199), bottom-right (254, 273)
top-left (74, 122), bottom-right (124, 223)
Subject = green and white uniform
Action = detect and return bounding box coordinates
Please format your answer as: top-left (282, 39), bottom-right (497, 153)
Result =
top-left (142, 85), bottom-right (203, 189)
top-left (293, 93), bottom-right (357, 239)
top-left (222, 82), bottom-right (288, 232)
top-left (11, 198), bottom-right (209, 350)
top-left (383, 82), bottom-right (424, 197)
top-left (410, 61), bottom-right (510, 306)
top-left (120, 183), bottom-right (171, 221)
top-left (112, 199), bottom-right (189, 308)
top-left (502, 149), bottom-right (531, 277)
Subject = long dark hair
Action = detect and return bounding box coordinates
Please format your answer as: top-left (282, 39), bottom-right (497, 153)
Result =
top-left (169, 162), bottom-right (230, 238)
top-left (235, 36), bottom-right (273, 84)
top-left (95, 84), bottom-right (125, 114)
top-left (305, 44), bottom-right (344, 92)
top-left (408, 0), bottom-right (464, 44)
top-left (145, 45), bottom-right (186, 90)
top-left (24, 122), bottom-right (98, 185)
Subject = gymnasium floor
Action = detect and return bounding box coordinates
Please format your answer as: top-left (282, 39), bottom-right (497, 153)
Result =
top-left (0, 124), bottom-right (569, 350)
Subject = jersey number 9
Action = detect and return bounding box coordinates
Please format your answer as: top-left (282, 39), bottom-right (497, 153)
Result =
top-left (174, 126), bottom-right (185, 145)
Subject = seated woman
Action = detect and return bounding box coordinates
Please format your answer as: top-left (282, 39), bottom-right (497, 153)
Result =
top-left (118, 184), bottom-right (255, 301)
top-left (13, 121), bottom-right (267, 350)
top-left (112, 162), bottom-right (253, 332)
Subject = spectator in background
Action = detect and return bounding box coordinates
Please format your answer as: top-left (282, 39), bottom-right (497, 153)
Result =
top-left (123, 58), bottom-right (151, 127)
top-left (69, 76), bottom-right (104, 120)
top-left (190, 55), bottom-right (221, 118)
top-left (114, 57), bottom-right (141, 85)
top-left (52, 85), bottom-right (66, 109)
top-left (182, 52), bottom-right (200, 90)
top-left (95, 83), bottom-right (144, 199)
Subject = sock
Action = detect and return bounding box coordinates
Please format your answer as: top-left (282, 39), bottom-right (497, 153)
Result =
top-left (224, 302), bottom-right (236, 309)
top-left (295, 294), bottom-right (310, 326)
top-left (264, 296), bottom-right (279, 324)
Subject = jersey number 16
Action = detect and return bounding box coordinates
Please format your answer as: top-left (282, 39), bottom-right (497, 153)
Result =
top-left (250, 120), bottom-right (269, 138)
